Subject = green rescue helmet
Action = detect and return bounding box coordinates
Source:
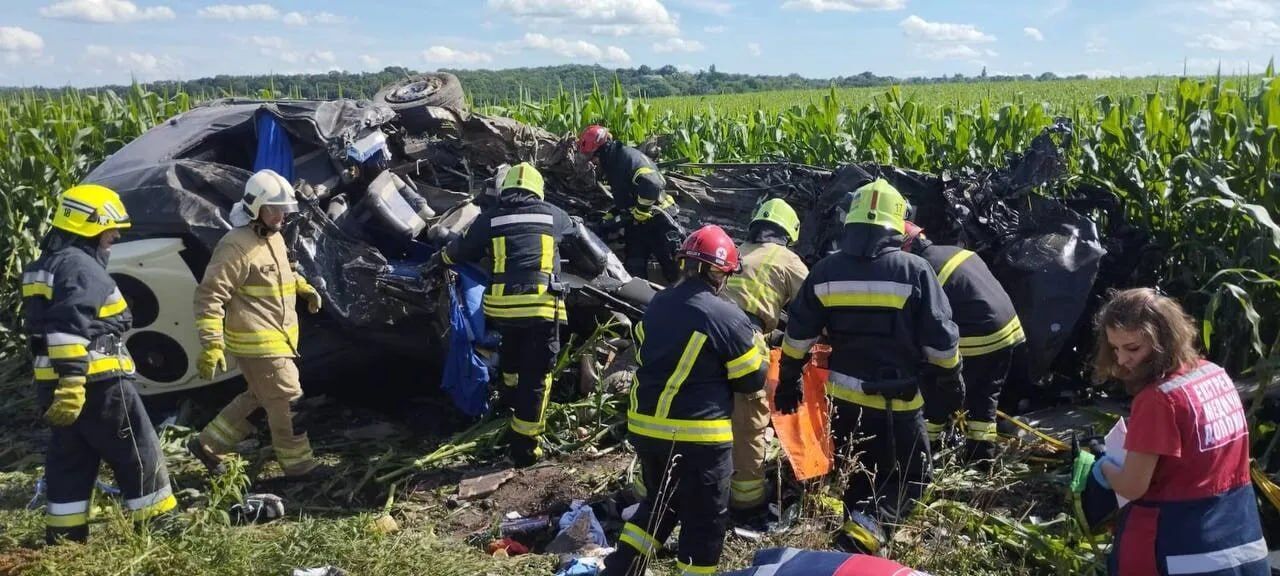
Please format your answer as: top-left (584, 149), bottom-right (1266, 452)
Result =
top-left (501, 162), bottom-right (545, 199)
top-left (845, 178), bottom-right (908, 234)
top-left (751, 198), bottom-right (800, 244)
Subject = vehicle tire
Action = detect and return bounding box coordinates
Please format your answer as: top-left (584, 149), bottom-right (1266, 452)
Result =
top-left (374, 73), bottom-right (467, 132)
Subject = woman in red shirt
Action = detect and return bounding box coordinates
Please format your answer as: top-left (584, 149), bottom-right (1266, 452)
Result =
top-left (1091, 288), bottom-right (1267, 576)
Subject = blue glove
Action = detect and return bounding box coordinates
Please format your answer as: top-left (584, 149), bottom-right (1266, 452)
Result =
top-left (1091, 455), bottom-right (1120, 490)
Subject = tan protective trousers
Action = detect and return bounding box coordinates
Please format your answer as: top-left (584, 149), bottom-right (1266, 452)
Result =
top-left (730, 388), bottom-right (770, 510)
top-left (198, 357), bottom-right (317, 476)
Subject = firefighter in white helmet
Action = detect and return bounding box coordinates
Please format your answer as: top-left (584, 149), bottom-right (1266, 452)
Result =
top-left (187, 169), bottom-right (330, 481)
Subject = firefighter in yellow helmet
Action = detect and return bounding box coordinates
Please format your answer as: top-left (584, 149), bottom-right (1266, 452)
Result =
top-left (721, 198), bottom-right (809, 521)
top-left (188, 169), bottom-right (330, 481)
top-left (22, 184), bottom-right (177, 543)
top-left (439, 163), bottom-right (579, 466)
top-left (776, 179), bottom-right (963, 554)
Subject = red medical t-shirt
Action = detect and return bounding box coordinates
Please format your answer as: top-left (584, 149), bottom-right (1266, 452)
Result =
top-left (1124, 360), bottom-right (1251, 501)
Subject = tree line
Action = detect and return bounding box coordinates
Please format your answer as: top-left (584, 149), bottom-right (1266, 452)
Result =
top-left (0, 64), bottom-right (1093, 103)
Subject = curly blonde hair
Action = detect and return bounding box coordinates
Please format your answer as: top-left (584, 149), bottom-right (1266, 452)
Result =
top-left (1092, 288), bottom-right (1202, 393)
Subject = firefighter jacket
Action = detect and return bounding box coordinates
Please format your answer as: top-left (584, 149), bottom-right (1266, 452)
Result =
top-left (598, 141), bottom-right (671, 213)
top-left (781, 228), bottom-right (961, 412)
top-left (724, 229), bottom-right (809, 333)
top-left (912, 239), bottom-right (1025, 358)
top-left (196, 225), bottom-right (310, 358)
top-left (22, 233), bottom-right (135, 384)
top-left (628, 278), bottom-right (769, 445)
top-left (442, 192), bottom-right (577, 323)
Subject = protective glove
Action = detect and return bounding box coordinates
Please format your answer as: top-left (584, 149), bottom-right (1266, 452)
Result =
top-left (198, 346), bottom-right (227, 381)
top-left (1070, 449), bottom-right (1098, 494)
top-left (1091, 455), bottom-right (1120, 491)
top-left (297, 280), bottom-right (322, 314)
top-left (773, 377), bottom-right (803, 415)
top-left (44, 377), bottom-right (86, 427)
top-left (765, 329), bottom-right (785, 348)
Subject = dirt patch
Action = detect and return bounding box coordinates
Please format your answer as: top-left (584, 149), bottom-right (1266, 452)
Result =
top-left (405, 450), bottom-right (631, 539)
top-left (0, 548), bottom-right (41, 575)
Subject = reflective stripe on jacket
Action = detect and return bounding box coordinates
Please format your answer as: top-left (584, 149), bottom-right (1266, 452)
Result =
top-left (915, 243), bottom-right (1024, 358)
top-left (442, 193), bottom-right (577, 322)
top-left (599, 141), bottom-right (667, 211)
top-left (782, 234), bottom-right (960, 412)
top-left (195, 226), bottom-right (302, 358)
top-left (22, 240), bottom-right (135, 383)
top-left (629, 279), bottom-right (768, 445)
top-left (724, 241), bottom-right (809, 333)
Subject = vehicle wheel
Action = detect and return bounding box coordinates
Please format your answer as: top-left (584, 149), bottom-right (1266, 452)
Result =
top-left (374, 73), bottom-right (466, 132)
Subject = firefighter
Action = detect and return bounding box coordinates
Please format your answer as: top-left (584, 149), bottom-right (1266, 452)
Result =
top-left (577, 125), bottom-right (683, 283)
top-left (603, 225), bottom-right (769, 576)
top-left (22, 184), bottom-right (177, 543)
top-left (774, 179), bottom-right (963, 555)
top-left (188, 169), bottom-right (330, 480)
top-left (439, 163), bottom-right (577, 467)
top-left (721, 198), bottom-right (809, 519)
top-left (901, 221), bottom-right (1025, 464)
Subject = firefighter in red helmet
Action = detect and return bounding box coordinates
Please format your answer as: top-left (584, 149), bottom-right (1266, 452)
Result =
top-left (603, 225), bottom-right (769, 576)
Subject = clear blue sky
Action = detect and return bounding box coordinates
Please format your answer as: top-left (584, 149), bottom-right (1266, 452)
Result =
top-left (0, 0), bottom-right (1274, 87)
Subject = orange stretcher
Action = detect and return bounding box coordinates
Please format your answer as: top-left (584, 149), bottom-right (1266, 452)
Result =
top-left (766, 345), bottom-right (834, 480)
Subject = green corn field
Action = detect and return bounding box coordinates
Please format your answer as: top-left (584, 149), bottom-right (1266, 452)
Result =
top-left (0, 75), bottom-right (1277, 384)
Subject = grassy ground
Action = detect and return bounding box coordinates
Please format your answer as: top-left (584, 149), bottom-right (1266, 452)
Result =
top-left (0, 349), bottom-right (1106, 576)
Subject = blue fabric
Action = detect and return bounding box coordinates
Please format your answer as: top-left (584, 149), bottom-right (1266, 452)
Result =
top-left (553, 557), bottom-right (601, 576)
top-left (442, 275), bottom-right (491, 417)
top-left (557, 500), bottom-right (607, 547)
top-left (455, 263), bottom-right (496, 348)
top-left (253, 111), bottom-right (294, 183)
top-left (1111, 484), bottom-right (1269, 576)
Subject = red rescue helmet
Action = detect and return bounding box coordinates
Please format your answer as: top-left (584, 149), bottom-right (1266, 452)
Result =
top-left (902, 220), bottom-right (925, 252)
top-left (577, 125), bottom-right (611, 156)
top-left (677, 225), bottom-right (741, 274)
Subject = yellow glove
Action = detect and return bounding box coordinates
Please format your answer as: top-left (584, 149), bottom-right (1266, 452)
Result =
top-left (630, 205), bottom-right (654, 222)
top-left (297, 280), bottom-right (322, 314)
top-left (45, 377), bottom-right (86, 427)
top-left (198, 346), bottom-right (227, 380)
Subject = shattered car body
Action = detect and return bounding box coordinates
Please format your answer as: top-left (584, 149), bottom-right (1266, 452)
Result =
top-left (85, 84), bottom-right (1114, 406)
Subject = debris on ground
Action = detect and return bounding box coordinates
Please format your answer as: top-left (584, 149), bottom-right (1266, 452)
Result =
top-left (458, 468), bottom-right (516, 500)
top-left (230, 493), bottom-right (285, 525)
top-left (291, 568), bottom-right (350, 576)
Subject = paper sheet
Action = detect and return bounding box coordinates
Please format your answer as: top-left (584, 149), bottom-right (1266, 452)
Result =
top-left (1105, 417), bottom-right (1129, 507)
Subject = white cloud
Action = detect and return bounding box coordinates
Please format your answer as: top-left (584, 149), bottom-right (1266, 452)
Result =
top-left (899, 15), bottom-right (995, 43)
top-left (40, 0), bottom-right (175, 23)
top-left (1023, 26), bottom-right (1043, 41)
top-left (680, 0), bottom-right (733, 15)
top-left (747, 42), bottom-right (762, 56)
top-left (1190, 33), bottom-right (1247, 51)
top-left (282, 11), bottom-right (307, 25)
top-left (1044, 0), bottom-right (1070, 17)
top-left (605, 45), bottom-right (632, 63)
top-left (0, 27), bottom-right (45, 54)
top-left (1184, 57), bottom-right (1269, 74)
top-left (248, 35), bottom-right (285, 50)
top-left (423, 45), bottom-right (494, 65)
top-left (652, 37), bottom-right (705, 52)
top-left (360, 54), bottom-right (380, 68)
top-left (1085, 35), bottom-right (1106, 53)
top-left (781, 0), bottom-right (905, 12)
top-left (487, 0), bottom-right (680, 36)
top-left (704, 25), bottom-right (725, 33)
top-left (311, 50), bottom-right (335, 64)
top-left (1198, 0), bottom-right (1275, 20)
top-left (313, 12), bottom-right (342, 24)
top-left (83, 44), bottom-right (180, 80)
top-left (926, 44), bottom-right (980, 60)
top-left (197, 3), bottom-right (279, 21)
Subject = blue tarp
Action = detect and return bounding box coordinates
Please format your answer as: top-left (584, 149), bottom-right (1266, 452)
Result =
top-left (253, 110), bottom-right (295, 182)
top-left (441, 265), bottom-right (493, 417)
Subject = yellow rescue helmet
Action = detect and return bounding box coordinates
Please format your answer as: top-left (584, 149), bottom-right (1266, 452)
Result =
top-left (751, 198), bottom-right (801, 244)
top-left (51, 184), bottom-right (131, 238)
top-left (844, 178), bottom-right (907, 234)
top-left (501, 162), bottom-right (546, 199)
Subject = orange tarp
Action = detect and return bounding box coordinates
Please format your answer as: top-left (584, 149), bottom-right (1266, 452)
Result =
top-left (766, 345), bottom-right (834, 480)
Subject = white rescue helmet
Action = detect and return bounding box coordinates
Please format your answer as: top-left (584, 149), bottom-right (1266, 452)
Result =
top-left (231, 169), bottom-right (298, 227)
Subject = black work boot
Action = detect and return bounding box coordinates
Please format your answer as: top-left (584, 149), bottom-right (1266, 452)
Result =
top-left (187, 436), bottom-right (226, 476)
top-left (507, 435), bottom-right (543, 468)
